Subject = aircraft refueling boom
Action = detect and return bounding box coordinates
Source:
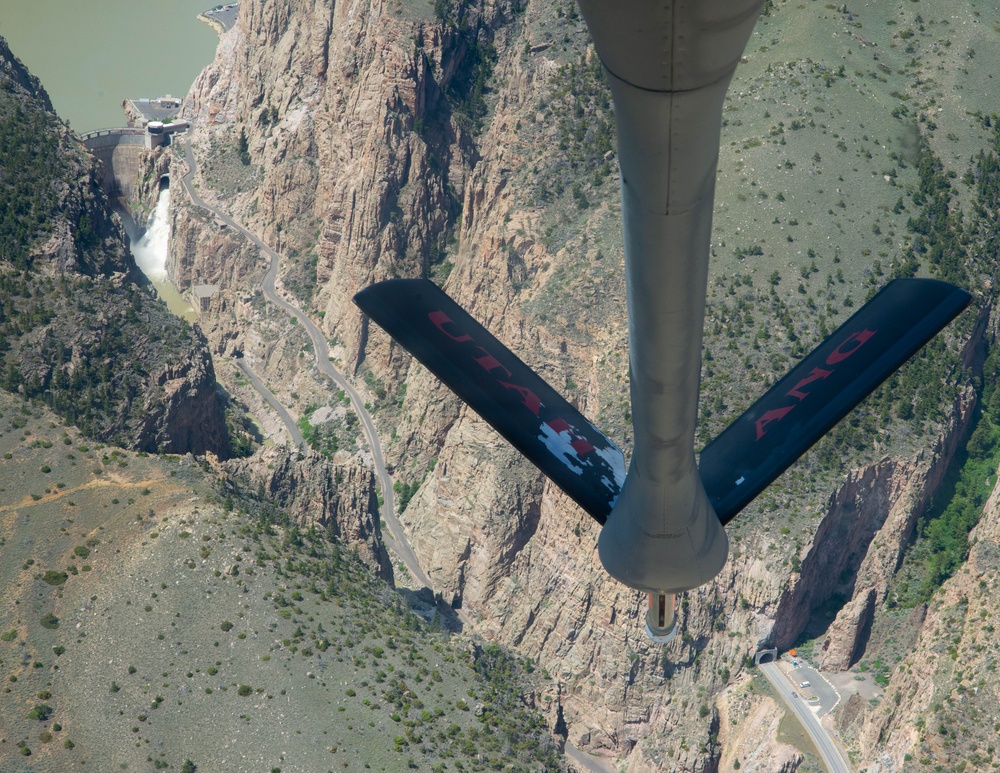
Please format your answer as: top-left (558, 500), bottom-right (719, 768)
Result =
top-left (577, 0), bottom-right (766, 602)
top-left (354, 0), bottom-right (971, 643)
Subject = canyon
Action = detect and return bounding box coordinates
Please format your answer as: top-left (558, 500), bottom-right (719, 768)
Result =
top-left (4, 0), bottom-right (1000, 769)
top-left (0, 35), bottom-right (230, 459)
top-left (151, 0), bottom-right (1000, 769)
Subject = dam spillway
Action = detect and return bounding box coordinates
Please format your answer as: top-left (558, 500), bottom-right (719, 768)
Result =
top-left (130, 184), bottom-right (197, 321)
top-left (132, 186), bottom-right (172, 280)
top-left (81, 125), bottom-right (197, 321)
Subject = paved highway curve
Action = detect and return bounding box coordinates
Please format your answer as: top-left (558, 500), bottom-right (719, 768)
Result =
top-left (234, 357), bottom-right (305, 449)
top-left (758, 660), bottom-right (853, 773)
top-left (179, 137), bottom-right (437, 595)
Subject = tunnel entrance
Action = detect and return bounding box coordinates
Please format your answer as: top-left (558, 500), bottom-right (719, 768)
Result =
top-left (755, 648), bottom-right (778, 665)
top-left (159, 174), bottom-right (170, 191)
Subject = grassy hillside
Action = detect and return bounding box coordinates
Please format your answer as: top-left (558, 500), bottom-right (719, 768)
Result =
top-left (0, 392), bottom-right (561, 771)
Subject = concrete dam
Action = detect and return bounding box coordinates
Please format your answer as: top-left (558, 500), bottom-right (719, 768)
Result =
top-left (81, 127), bottom-right (148, 203)
top-left (81, 120), bottom-right (203, 319)
top-left (81, 116), bottom-right (188, 204)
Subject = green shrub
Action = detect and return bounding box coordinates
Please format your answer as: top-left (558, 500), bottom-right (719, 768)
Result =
top-left (42, 570), bottom-right (68, 586)
top-left (27, 704), bottom-right (53, 721)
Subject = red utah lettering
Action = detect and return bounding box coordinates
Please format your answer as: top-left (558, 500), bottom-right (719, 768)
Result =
top-left (471, 346), bottom-right (512, 379)
top-left (428, 310), bottom-right (473, 342)
top-left (499, 380), bottom-right (543, 416)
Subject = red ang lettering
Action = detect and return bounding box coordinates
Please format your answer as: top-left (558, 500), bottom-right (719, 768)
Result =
top-left (826, 329), bottom-right (877, 364)
top-left (755, 405), bottom-right (795, 441)
top-left (545, 417), bottom-right (595, 455)
top-left (755, 330), bottom-right (878, 440)
top-left (787, 367), bottom-right (833, 400)
top-left (428, 310), bottom-right (473, 342)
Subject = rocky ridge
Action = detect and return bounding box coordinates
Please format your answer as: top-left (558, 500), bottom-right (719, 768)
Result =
top-left (0, 35), bottom-right (231, 457)
top-left (169, 0), bottom-right (1000, 769)
top-left (226, 445), bottom-right (393, 580)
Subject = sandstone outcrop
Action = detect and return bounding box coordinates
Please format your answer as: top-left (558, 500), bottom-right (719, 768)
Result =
top-left (168, 0), bottom-right (1000, 769)
top-left (227, 445), bottom-right (393, 580)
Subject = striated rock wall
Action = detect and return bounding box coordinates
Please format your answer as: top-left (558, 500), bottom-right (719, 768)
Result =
top-left (839, 462), bottom-right (1000, 772)
top-left (227, 445), bottom-right (393, 579)
top-left (168, 0), bottom-right (999, 770)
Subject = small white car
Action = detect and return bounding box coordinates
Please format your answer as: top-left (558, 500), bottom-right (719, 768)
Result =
top-left (799, 681), bottom-right (811, 688)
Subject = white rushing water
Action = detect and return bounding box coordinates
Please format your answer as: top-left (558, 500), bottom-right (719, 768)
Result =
top-left (133, 188), bottom-right (171, 280)
top-left (130, 188), bottom-right (197, 320)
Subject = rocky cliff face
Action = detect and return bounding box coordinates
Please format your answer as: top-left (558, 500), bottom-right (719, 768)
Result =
top-left (772, 386), bottom-right (975, 661)
top-left (838, 456), bottom-right (1000, 771)
top-left (0, 35), bottom-right (231, 457)
top-left (227, 445), bottom-right (393, 580)
top-left (172, 0), bottom-right (1000, 769)
top-left (0, 34), bottom-right (52, 110)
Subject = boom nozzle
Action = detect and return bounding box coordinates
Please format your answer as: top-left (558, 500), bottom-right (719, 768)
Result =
top-left (645, 592), bottom-right (678, 643)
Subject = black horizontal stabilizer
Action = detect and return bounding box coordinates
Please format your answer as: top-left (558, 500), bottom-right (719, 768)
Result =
top-left (700, 278), bottom-right (972, 524)
top-left (354, 279), bottom-right (626, 524)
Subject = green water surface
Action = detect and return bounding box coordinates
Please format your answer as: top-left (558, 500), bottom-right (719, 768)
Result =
top-left (0, 0), bottom-right (220, 132)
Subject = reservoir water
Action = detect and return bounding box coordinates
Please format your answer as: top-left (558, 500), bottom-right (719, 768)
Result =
top-left (0, 1), bottom-right (219, 315)
top-left (0, 0), bottom-right (219, 132)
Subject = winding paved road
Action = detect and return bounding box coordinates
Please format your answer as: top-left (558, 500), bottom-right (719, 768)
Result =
top-left (180, 137), bottom-right (436, 595)
top-left (565, 741), bottom-right (617, 773)
top-left (759, 660), bottom-right (853, 773)
top-left (234, 357), bottom-right (305, 449)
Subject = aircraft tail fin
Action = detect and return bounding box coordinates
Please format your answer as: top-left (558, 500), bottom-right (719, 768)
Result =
top-left (700, 278), bottom-right (971, 524)
top-left (355, 277), bottom-right (969, 528)
top-left (353, 279), bottom-right (625, 524)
